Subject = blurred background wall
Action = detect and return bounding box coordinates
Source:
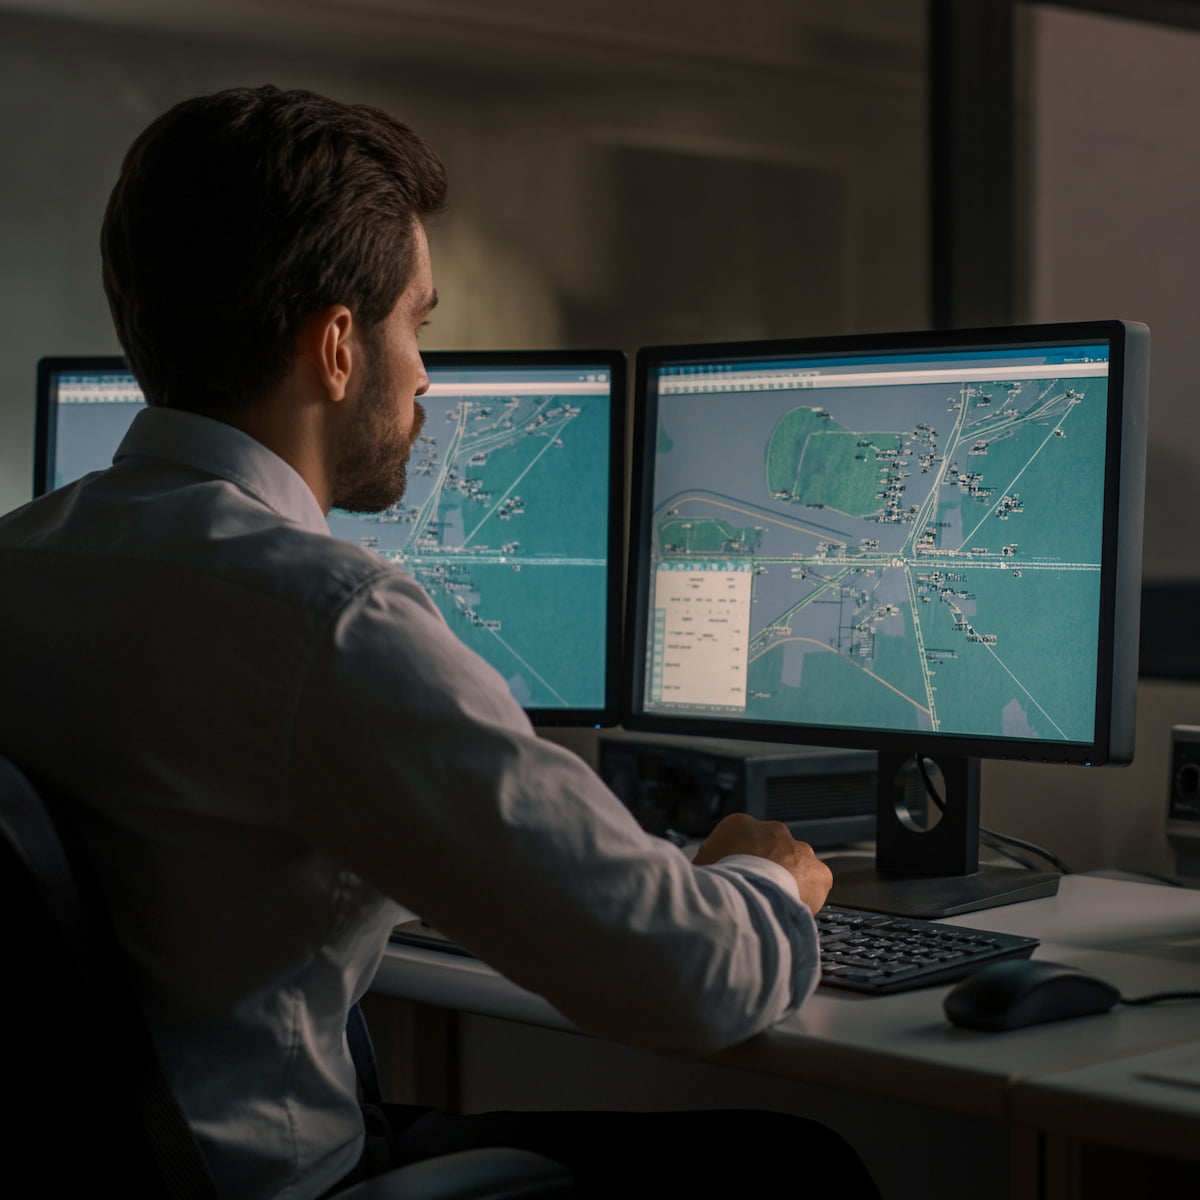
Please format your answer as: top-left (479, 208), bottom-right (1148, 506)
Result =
top-left (0, 0), bottom-right (928, 512)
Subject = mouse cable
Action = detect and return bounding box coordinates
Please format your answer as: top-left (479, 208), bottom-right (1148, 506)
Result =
top-left (1120, 990), bottom-right (1200, 1006)
top-left (912, 754), bottom-right (1072, 874)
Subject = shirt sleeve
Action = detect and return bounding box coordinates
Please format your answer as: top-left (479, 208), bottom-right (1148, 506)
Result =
top-left (286, 568), bottom-right (821, 1056)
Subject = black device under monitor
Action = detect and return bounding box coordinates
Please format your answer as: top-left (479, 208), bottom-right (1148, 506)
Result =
top-left (34, 350), bottom-right (626, 727)
top-left (623, 320), bottom-right (1149, 917)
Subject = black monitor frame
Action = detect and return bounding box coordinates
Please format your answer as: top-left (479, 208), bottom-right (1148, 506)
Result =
top-left (622, 320), bottom-right (1148, 915)
top-left (35, 349), bottom-right (627, 730)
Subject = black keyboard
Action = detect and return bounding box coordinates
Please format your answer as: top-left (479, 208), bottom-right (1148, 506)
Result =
top-left (816, 904), bottom-right (1039, 995)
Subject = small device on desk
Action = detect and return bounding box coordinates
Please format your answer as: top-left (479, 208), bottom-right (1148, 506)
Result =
top-left (1167, 725), bottom-right (1200, 881)
top-left (597, 730), bottom-right (877, 845)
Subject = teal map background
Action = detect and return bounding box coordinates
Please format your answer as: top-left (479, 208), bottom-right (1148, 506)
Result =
top-left (650, 373), bottom-right (1108, 743)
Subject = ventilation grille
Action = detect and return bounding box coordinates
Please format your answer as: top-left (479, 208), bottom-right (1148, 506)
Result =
top-left (765, 772), bottom-right (875, 822)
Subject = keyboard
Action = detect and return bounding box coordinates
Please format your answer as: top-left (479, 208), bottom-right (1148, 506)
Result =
top-left (816, 904), bottom-right (1039, 995)
top-left (392, 905), bottom-right (1040, 997)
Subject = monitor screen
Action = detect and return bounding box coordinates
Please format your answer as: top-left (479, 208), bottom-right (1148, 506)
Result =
top-left (35, 350), bottom-right (626, 727)
top-left (624, 321), bottom-right (1148, 914)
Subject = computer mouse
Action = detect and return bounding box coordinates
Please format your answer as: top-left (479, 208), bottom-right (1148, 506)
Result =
top-left (943, 959), bottom-right (1121, 1031)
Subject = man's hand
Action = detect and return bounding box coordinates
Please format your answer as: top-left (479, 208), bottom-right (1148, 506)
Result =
top-left (692, 813), bottom-right (833, 914)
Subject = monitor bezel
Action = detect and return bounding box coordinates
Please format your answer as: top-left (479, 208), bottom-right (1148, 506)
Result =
top-left (35, 348), bottom-right (627, 730)
top-left (621, 319), bottom-right (1147, 768)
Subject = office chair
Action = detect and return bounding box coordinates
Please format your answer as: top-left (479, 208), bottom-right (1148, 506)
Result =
top-left (0, 753), bottom-right (574, 1199)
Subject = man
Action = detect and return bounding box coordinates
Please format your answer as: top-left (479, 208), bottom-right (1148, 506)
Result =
top-left (0, 86), bottom-right (876, 1198)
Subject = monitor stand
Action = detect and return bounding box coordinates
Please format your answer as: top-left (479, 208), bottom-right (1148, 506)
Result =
top-left (825, 752), bottom-right (1060, 918)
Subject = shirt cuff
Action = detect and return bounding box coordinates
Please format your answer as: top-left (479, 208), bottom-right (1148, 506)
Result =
top-left (703, 852), bottom-right (823, 1008)
top-left (712, 853), bottom-right (805, 907)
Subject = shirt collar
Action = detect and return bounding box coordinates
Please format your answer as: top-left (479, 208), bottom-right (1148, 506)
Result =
top-left (114, 407), bottom-right (330, 536)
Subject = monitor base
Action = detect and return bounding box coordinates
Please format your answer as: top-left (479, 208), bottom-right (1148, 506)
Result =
top-left (824, 857), bottom-right (1061, 918)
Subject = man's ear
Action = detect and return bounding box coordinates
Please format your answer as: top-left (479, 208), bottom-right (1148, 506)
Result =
top-left (298, 306), bottom-right (355, 403)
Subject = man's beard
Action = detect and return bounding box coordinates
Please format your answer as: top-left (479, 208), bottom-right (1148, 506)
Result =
top-left (330, 358), bottom-right (426, 515)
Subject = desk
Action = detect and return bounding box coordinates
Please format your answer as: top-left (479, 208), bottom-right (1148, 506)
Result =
top-left (371, 875), bottom-right (1200, 1200)
top-left (1009, 1042), bottom-right (1200, 1194)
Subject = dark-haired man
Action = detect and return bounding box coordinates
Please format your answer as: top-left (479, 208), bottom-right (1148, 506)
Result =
top-left (0, 86), bottom-right (877, 1199)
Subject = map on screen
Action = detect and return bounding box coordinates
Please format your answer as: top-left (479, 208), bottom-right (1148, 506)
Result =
top-left (39, 355), bottom-right (620, 719)
top-left (327, 368), bottom-right (615, 712)
top-left (644, 351), bottom-right (1110, 745)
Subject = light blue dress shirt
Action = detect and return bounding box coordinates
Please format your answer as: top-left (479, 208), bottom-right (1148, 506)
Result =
top-left (0, 407), bottom-right (819, 1200)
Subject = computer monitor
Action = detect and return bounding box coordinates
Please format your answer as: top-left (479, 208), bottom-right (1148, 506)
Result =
top-left (623, 320), bottom-right (1149, 916)
top-left (35, 350), bottom-right (625, 727)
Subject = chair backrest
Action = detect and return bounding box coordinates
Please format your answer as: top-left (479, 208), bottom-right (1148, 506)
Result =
top-left (0, 754), bottom-right (218, 1197)
top-left (0, 756), bottom-right (578, 1200)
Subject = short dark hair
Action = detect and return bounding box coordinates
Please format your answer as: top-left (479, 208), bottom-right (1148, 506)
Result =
top-left (101, 85), bottom-right (446, 413)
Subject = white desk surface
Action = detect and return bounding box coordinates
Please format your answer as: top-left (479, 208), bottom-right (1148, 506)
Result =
top-left (372, 874), bottom-right (1200, 1123)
